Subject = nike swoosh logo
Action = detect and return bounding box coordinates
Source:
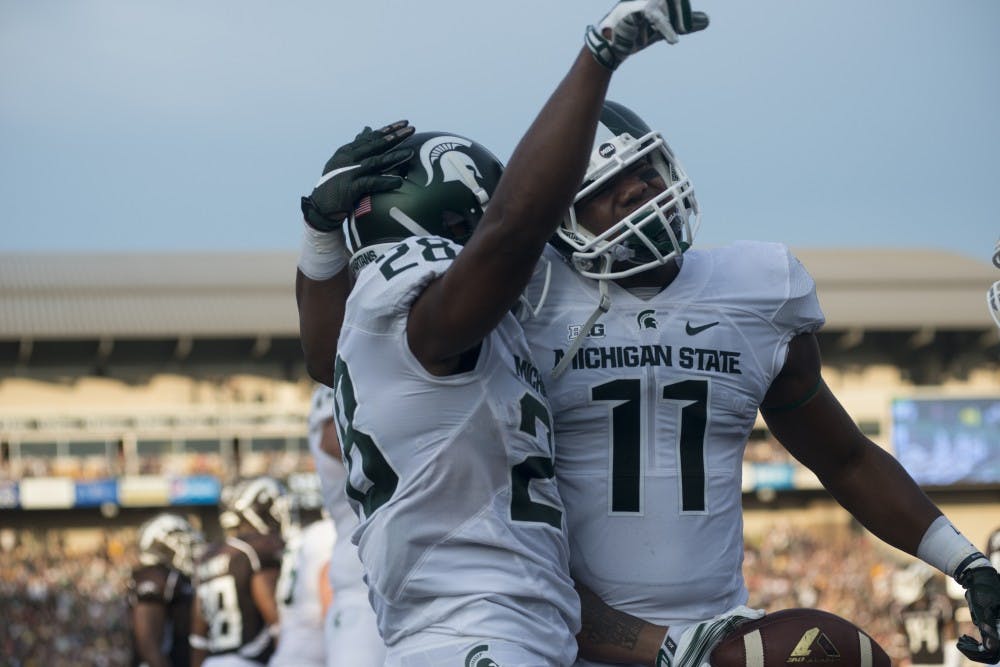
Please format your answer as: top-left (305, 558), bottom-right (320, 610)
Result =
top-left (685, 321), bottom-right (720, 335)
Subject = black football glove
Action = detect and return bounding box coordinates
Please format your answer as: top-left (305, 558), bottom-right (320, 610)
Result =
top-left (301, 120), bottom-right (415, 232)
top-left (957, 566), bottom-right (1000, 663)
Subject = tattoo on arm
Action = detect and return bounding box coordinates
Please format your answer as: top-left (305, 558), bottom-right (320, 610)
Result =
top-left (577, 584), bottom-right (643, 650)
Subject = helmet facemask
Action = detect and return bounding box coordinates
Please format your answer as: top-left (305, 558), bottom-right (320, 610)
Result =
top-left (988, 280), bottom-right (1000, 329)
top-left (557, 126), bottom-right (700, 280)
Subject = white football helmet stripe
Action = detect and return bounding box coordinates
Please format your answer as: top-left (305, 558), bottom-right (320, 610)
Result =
top-left (388, 207), bottom-right (432, 237)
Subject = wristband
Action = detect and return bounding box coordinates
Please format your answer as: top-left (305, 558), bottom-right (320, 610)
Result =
top-left (917, 515), bottom-right (990, 579)
top-left (585, 25), bottom-right (621, 70)
top-left (656, 626), bottom-right (683, 667)
top-left (298, 220), bottom-right (348, 280)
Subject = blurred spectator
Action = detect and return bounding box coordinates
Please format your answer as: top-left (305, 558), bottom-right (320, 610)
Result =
top-left (0, 530), bottom-right (137, 667)
top-left (744, 522), bottom-right (913, 666)
top-left (0, 518), bottom-right (982, 665)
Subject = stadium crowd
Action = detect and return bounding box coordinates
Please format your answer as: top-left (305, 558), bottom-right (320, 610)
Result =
top-left (0, 529), bottom-right (136, 667)
top-left (0, 519), bottom-right (966, 666)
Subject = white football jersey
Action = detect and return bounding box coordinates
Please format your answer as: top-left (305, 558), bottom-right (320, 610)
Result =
top-left (271, 519), bottom-right (336, 667)
top-left (308, 385), bottom-right (385, 666)
top-left (522, 241), bottom-right (825, 630)
top-left (334, 236), bottom-right (579, 665)
top-left (307, 385), bottom-right (367, 596)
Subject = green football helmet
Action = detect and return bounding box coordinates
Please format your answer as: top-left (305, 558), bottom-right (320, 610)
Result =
top-left (554, 100), bottom-right (700, 280)
top-left (343, 131), bottom-right (504, 275)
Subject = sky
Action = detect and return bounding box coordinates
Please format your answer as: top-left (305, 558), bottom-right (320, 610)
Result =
top-left (1, 1), bottom-right (998, 263)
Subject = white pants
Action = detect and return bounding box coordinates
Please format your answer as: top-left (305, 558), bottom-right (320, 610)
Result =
top-left (387, 637), bottom-right (558, 667)
top-left (324, 591), bottom-right (386, 667)
top-left (203, 655), bottom-right (265, 667)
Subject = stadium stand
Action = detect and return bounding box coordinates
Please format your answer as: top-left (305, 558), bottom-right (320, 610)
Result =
top-left (0, 248), bottom-right (997, 665)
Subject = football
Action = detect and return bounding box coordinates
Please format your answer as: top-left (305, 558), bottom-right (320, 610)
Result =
top-left (709, 608), bottom-right (891, 666)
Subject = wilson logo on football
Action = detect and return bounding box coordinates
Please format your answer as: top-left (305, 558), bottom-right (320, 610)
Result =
top-left (786, 627), bottom-right (841, 663)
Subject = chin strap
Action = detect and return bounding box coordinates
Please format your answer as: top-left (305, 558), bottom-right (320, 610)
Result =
top-left (552, 276), bottom-right (610, 379)
top-left (517, 257), bottom-right (552, 320)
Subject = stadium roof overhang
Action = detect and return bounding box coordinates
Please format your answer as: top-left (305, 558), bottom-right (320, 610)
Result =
top-left (1, 248), bottom-right (997, 378)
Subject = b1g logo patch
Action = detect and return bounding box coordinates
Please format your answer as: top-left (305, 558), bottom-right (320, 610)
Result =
top-left (464, 644), bottom-right (501, 667)
top-left (568, 322), bottom-right (606, 340)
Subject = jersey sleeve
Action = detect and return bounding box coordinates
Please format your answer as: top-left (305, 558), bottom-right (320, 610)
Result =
top-left (248, 534), bottom-right (285, 570)
top-left (772, 246), bottom-right (825, 336)
top-left (344, 236), bottom-right (460, 336)
top-left (766, 245), bottom-right (825, 380)
top-left (129, 566), bottom-right (168, 604)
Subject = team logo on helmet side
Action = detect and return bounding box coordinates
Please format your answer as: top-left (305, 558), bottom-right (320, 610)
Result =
top-left (345, 131), bottom-right (502, 271)
top-left (419, 135), bottom-right (489, 203)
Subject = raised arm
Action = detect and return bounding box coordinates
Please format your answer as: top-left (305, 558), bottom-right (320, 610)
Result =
top-left (297, 122), bottom-right (416, 385)
top-left (763, 332), bottom-right (1000, 663)
top-left (404, 47), bottom-right (612, 370)
top-left (408, 0), bottom-right (698, 370)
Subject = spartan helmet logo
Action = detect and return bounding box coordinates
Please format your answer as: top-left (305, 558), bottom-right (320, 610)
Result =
top-left (464, 644), bottom-right (502, 667)
top-left (637, 309), bottom-right (658, 329)
top-left (419, 135), bottom-right (490, 205)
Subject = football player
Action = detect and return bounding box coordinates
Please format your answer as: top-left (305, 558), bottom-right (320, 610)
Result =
top-left (298, 1), bottom-right (1000, 662)
top-left (269, 491), bottom-right (335, 667)
top-left (129, 512), bottom-right (204, 667)
top-left (295, 3), bottom-right (725, 665)
top-left (191, 477), bottom-right (288, 667)
top-left (988, 279), bottom-right (1000, 329)
top-left (892, 563), bottom-right (959, 667)
top-left (987, 527), bottom-right (1000, 666)
top-left (989, 239), bottom-right (1000, 328)
top-left (306, 384), bottom-right (386, 667)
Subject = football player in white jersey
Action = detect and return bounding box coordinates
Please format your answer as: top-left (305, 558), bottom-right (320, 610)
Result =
top-left (295, 3), bottom-right (1000, 667)
top-left (307, 384), bottom-right (386, 667)
top-left (269, 503), bottom-right (335, 667)
top-left (293, 4), bottom-right (724, 666)
top-left (525, 96), bottom-right (1000, 666)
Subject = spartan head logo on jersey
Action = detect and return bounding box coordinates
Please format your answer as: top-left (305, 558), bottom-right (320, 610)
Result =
top-left (637, 309), bottom-right (658, 329)
top-left (345, 131), bottom-right (504, 274)
top-left (464, 644), bottom-right (501, 667)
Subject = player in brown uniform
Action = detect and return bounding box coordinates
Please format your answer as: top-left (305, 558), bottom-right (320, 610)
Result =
top-left (190, 477), bottom-right (289, 667)
top-left (129, 513), bottom-right (204, 667)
